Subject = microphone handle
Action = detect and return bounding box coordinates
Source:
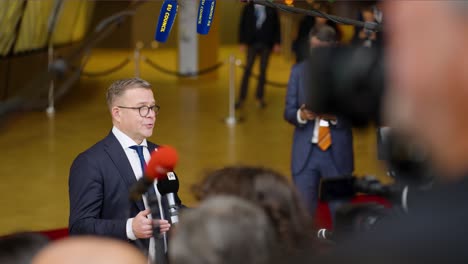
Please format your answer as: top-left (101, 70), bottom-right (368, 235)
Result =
top-left (166, 193), bottom-right (179, 224)
top-left (129, 176), bottom-right (153, 201)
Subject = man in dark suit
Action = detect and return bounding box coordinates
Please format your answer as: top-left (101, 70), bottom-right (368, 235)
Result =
top-left (68, 78), bottom-right (183, 262)
top-left (236, 2), bottom-right (281, 109)
top-left (284, 26), bottom-right (354, 220)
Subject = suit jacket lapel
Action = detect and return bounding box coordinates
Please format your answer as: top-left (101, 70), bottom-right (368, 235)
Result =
top-left (147, 142), bottom-right (158, 153)
top-left (103, 132), bottom-right (145, 211)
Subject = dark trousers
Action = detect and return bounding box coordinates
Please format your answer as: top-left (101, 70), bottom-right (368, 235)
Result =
top-left (238, 43), bottom-right (272, 102)
top-left (293, 145), bottom-right (347, 226)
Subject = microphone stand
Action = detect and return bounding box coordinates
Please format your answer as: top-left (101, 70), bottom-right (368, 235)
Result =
top-left (147, 192), bottom-right (168, 264)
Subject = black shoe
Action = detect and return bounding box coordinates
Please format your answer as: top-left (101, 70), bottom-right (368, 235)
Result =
top-left (235, 101), bottom-right (243, 109)
top-left (256, 100), bottom-right (266, 109)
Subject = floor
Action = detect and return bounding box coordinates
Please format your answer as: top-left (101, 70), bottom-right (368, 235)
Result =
top-left (0, 46), bottom-right (388, 235)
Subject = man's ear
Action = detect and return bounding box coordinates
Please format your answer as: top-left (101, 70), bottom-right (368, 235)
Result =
top-left (111, 106), bottom-right (121, 123)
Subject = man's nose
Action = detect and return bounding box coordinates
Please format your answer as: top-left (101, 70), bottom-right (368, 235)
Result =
top-left (146, 107), bottom-right (156, 118)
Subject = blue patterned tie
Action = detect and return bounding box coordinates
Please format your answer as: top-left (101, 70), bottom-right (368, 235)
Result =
top-left (130, 145), bottom-right (146, 174)
top-left (130, 145), bottom-right (156, 196)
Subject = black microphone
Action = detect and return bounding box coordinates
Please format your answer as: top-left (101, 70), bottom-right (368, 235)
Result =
top-left (157, 171), bottom-right (180, 224)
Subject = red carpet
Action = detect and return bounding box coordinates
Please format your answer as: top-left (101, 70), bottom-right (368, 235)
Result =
top-left (39, 228), bottom-right (68, 240)
top-left (36, 195), bottom-right (391, 241)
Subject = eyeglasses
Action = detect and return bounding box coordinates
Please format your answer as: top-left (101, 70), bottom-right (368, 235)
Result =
top-left (117, 105), bottom-right (160, 117)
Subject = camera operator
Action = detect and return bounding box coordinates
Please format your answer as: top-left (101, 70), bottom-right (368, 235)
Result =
top-left (321, 1), bottom-right (468, 263)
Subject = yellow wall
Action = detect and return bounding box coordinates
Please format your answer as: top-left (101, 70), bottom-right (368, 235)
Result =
top-left (6, 0), bottom-right (94, 54)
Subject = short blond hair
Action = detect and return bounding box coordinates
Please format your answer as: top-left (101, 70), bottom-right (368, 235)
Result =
top-left (106, 78), bottom-right (152, 108)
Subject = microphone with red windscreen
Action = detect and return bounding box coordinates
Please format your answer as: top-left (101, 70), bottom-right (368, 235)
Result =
top-left (129, 145), bottom-right (178, 201)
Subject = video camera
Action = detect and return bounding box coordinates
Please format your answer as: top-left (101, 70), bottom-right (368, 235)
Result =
top-left (303, 44), bottom-right (435, 240)
top-left (304, 45), bottom-right (384, 127)
top-left (316, 128), bottom-right (435, 242)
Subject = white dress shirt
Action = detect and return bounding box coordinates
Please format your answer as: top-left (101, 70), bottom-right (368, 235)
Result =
top-left (254, 4), bottom-right (266, 29)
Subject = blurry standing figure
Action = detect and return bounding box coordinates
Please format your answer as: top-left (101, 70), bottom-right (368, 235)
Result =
top-left (292, 3), bottom-right (340, 63)
top-left (236, 2), bottom-right (281, 109)
top-left (372, 1), bottom-right (384, 24)
top-left (284, 26), bottom-right (354, 222)
top-left (352, 6), bottom-right (383, 48)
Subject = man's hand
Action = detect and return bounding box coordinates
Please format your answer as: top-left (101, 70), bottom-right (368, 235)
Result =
top-left (359, 29), bottom-right (368, 40)
top-left (153, 219), bottom-right (171, 234)
top-left (132, 209), bottom-right (153, 239)
top-left (273, 44), bottom-right (281, 53)
top-left (359, 29), bottom-right (377, 41)
top-left (320, 114), bottom-right (337, 121)
top-left (299, 104), bottom-right (316, 121)
top-left (239, 44), bottom-right (247, 53)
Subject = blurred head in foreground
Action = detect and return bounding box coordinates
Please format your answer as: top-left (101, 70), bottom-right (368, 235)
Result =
top-left (193, 166), bottom-right (314, 253)
top-left (309, 24), bottom-right (337, 48)
top-left (170, 195), bottom-right (276, 264)
top-left (32, 236), bottom-right (146, 264)
top-left (384, 1), bottom-right (468, 180)
top-left (0, 232), bottom-right (49, 264)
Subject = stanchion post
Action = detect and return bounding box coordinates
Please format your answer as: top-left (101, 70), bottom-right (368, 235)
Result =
top-left (134, 41), bottom-right (144, 78)
top-left (46, 44), bottom-right (55, 116)
top-left (225, 54), bottom-right (237, 126)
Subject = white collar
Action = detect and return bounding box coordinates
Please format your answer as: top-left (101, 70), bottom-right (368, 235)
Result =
top-left (112, 126), bottom-right (148, 149)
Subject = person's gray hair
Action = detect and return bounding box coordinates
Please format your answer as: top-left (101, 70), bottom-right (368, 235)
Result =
top-left (106, 78), bottom-right (152, 109)
top-left (169, 196), bottom-right (276, 264)
top-left (309, 24), bottom-right (337, 43)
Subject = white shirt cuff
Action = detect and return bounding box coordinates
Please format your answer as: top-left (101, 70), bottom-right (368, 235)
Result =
top-left (126, 218), bottom-right (137, 240)
top-left (296, 109), bottom-right (307, 124)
